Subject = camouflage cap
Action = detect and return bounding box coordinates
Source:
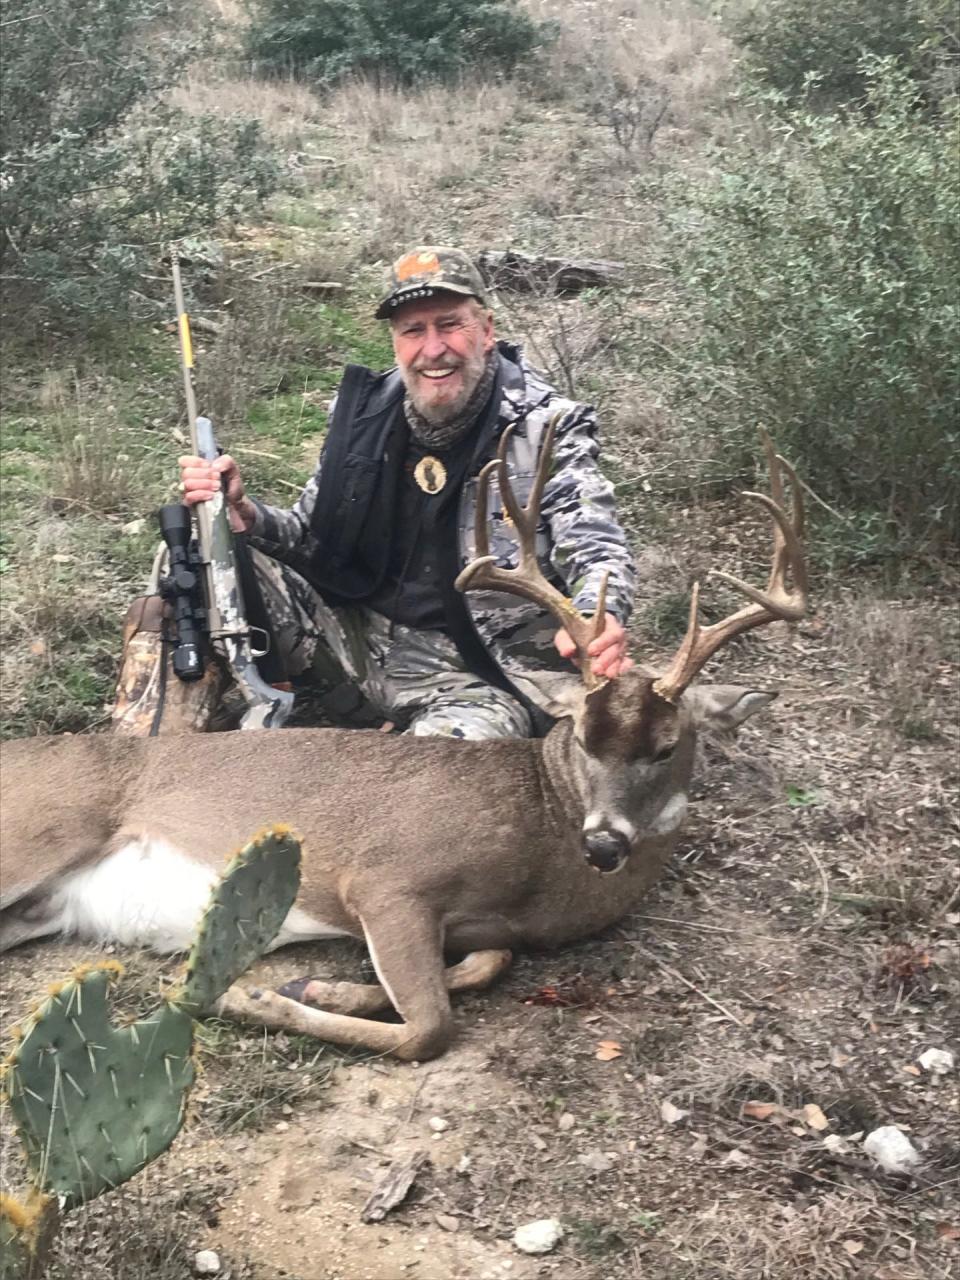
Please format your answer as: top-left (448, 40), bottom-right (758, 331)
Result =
top-left (375, 246), bottom-right (487, 320)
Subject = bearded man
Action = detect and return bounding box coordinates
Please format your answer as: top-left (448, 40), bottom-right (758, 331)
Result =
top-left (116, 247), bottom-right (636, 740)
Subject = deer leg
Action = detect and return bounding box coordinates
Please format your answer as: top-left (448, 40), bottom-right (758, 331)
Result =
top-left (214, 906), bottom-right (459, 1061)
top-left (278, 948), bottom-right (513, 1016)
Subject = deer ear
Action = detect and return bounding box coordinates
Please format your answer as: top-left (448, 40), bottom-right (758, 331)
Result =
top-left (681, 685), bottom-right (778, 731)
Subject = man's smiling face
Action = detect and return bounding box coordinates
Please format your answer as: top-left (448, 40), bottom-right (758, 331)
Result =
top-left (391, 294), bottom-right (495, 425)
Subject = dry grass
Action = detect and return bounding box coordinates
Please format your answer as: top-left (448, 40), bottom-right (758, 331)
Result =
top-left (324, 76), bottom-right (523, 259)
top-left (828, 597), bottom-right (959, 740)
top-left (529, 0), bottom-right (735, 145)
top-left (664, 1191), bottom-right (889, 1280)
top-left (173, 63), bottom-right (324, 148)
top-left (195, 268), bottom-right (300, 430)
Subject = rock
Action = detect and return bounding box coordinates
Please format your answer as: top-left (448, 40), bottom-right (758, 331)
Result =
top-left (863, 1126), bottom-right (922, 1175)
top-left (428, 1116), bottom-right (449, 1132)
top-left (435, 1213), bottom-right (460, 1232)
top-left (513, 1218), bottom-right (564, 1254)
top-left (121, 518), bottom-right (145, 536)
top-left (918, 1048), bottom-right (955, 1076)
top-left (193, 1250), bottom-right (221, 1276)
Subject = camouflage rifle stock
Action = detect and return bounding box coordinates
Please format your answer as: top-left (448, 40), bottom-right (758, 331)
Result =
top-left (169, 244), bottom-right (294, 730)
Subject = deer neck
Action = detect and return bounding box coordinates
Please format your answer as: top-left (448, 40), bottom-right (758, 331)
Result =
top-left (538, 717), bottom-right (591, 824)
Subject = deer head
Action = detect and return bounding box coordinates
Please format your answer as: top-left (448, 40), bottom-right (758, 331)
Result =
top-left (457, 419), bottom-right (807, 875)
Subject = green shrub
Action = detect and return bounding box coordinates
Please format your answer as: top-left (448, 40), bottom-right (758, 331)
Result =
top-left (730, 0), bottom-right (958, 108)
top-left (244, 0), bottom-right (553, 85)
top-left (0, 0), bottom-right (285, 325)
top-left (653, 58), bottom-right (959, 557)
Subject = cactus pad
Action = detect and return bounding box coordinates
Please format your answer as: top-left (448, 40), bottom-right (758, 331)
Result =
top-left (4, 966), bottom-right (195, 1207)
top-left (0, 1193), bottom-right (58, 1280)
top-left (174, 824), bottom-right (302, 1017)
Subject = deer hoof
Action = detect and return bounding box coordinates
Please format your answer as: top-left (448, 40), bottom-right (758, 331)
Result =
top-left (277, 976), bottom-right (320, 1005)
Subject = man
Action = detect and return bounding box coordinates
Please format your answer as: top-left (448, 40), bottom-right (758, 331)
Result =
top-left (120, 247), bottom-right (636, 739)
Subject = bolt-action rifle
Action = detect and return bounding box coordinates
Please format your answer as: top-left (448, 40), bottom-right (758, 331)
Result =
top-left (159, 244), bottom-right (294, 730)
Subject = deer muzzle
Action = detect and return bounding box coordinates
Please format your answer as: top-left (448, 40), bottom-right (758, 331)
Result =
top-left (583, 828), bottom-right (630, 874)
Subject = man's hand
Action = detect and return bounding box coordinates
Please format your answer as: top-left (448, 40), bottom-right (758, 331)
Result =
top-left (554, 612), bottom-right (632, 680)
top-left (178, 454), bottom-right (256, 533)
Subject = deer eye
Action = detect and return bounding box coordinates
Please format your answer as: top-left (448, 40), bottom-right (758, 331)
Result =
top-left (653, 744), bottom-right (676, 764)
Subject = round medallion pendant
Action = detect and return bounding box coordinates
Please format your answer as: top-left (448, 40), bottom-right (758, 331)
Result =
top-left (414, 456), bottom-right (447, 495)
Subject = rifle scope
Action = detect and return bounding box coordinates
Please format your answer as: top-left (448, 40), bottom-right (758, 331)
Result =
top-left (158, 503), bottom-right (205, 682)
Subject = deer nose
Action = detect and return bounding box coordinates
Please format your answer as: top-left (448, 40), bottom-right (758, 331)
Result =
top-left (583, 828), bottom-right (630, 874)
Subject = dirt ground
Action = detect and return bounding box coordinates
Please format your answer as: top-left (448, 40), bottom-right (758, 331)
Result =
top-left (2, 585), bottom-right (958, 1280)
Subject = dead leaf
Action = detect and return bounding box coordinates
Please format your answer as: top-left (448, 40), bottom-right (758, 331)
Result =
top-left (661, 1100), bottom-right (689, 1125)
top-left (742, 1101), bottom-right (783, 1122)
top-left (29, 638), bottom-right (47, 657)
top-left (360, 1153), bottom-right (427, 1223)
top-left (936, 1223), bottom-right (960, 1241)
top-left (595, 1039), bottom-right (623, 1062)
top-left (902, 1064), bottom-right (922, 1076)
top-left (830, 1048), bottom-right (851, 1069)
top-left (722, 1148), bottom-right (751, 1167)
top-left (578, 1150), bottom-right (615, 1173)
top-left (842, 1240), bottom-right (864, 1256)
top-left (802, 1103), bottom-right (830, 1131)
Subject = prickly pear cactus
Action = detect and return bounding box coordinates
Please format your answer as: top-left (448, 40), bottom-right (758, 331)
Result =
top-left (0, 1193), bottom-right (58, 1280)
top-left (173, 824), bottom-right (302, 1018)
top-left (1, 823), bottom-right (302, 1239)
top-left (3, 963), bottom-right (195, 1207)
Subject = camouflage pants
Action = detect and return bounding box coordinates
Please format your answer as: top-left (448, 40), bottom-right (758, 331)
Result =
top-left (253, 552), bottom-right (533, 740)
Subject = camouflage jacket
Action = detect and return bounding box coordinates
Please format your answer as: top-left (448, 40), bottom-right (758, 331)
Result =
top-left (247, 342), bottom-right (636, 710)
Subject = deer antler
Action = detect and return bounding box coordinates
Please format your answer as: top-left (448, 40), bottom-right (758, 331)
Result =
top-left (652, 431), bottom-right (808, 703)
top-left (454, 412), bottom-right (609, 688)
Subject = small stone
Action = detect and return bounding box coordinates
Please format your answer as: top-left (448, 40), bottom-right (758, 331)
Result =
top-left (455, 1155), bottom-right (472, 1175)
top-left (557, 1112), bottom-right (576, 1132)
top-left (863, 1126), bottom-right (922, 1175)
top-left (918, 1048), bottom-right (955, 1076)
top-left (194, 1250), bottom-right (221, 1276)
top-left (428, 1116), bottom-right (449, 1133)
top-left (282, 1103), bottom-right (294, 1116)
top-left (513, 1218), bottom-right (564, 1255)
top-left (121, 518), bottom-right (145, 536)
top-left (435, 1213), bottom-right (460, 1232)
top-left (275, 1121), bottom-right (290, 1133)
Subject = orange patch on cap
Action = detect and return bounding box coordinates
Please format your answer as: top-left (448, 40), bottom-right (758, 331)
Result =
top-left (395, 251), bottom-right (440, 281)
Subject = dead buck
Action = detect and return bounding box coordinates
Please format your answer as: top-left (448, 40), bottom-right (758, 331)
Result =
top-left (0, 431), bottom-right (807, 1061)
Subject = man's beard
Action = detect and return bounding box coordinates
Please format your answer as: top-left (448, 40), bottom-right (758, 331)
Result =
top-left (399, 348), bottom-right (489, 425)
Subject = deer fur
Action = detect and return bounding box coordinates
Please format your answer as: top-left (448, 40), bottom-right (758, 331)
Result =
top-left (0, 677), bottom-right (773, 1060)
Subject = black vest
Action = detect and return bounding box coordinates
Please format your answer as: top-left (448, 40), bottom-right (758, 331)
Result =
top-left (305, 359), bottom-right (543, 708)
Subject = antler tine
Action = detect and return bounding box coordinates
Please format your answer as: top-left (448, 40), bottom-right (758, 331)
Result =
top-left (454, 411), bottom-right (608, 687)
top-left (652, 435), bottom-right (808, 704)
